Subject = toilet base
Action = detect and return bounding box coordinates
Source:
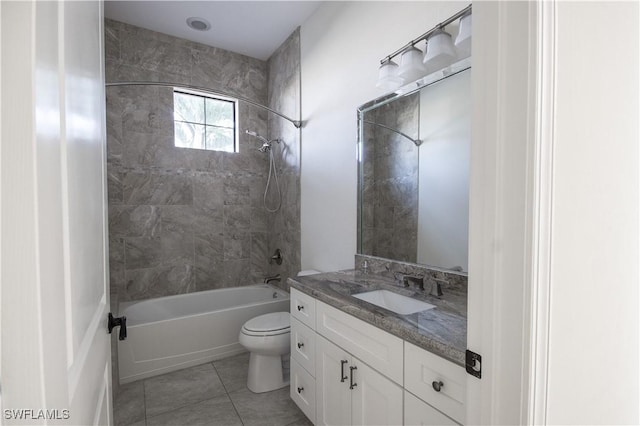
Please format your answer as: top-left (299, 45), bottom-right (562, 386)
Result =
top-left (247, 353), bottom-right (289, 393)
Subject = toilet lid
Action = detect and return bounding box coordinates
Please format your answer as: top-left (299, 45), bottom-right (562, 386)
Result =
top-left (243, 312), bottom-right (290, 333)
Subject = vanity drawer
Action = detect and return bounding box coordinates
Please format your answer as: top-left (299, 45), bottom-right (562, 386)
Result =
top-left (315, 300), bottom-right (403, 384)
top-left (291, 317), bottom-right (316, 376)
top-left (290, 357), bottom-right (316, 424)
top-left (404, 342), bottom-right (466, 424)
top-left (291, 288), bottom-right (316, 330)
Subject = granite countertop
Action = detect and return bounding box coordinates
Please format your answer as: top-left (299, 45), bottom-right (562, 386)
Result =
top-left (288, 269), bottom-right (467, 366)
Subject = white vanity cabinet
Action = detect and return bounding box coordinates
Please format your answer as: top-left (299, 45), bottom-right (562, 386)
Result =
top-left (289, 287), bottom-right (466, 426)
top-left (316, 334), bottom-right (403, 426)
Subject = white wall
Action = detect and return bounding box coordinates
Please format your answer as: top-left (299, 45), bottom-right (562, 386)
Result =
top-left (418, 70), bottom-right (470, 271)
top-left (300, 1), bottom-right (467, 272)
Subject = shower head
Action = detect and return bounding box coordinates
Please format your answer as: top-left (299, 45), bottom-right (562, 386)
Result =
top-left (245, 129), bottom-right (269, 145)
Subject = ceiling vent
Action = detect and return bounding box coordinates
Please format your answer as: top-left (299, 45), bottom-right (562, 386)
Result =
top-left (186, 17), bottom-right (211, 31)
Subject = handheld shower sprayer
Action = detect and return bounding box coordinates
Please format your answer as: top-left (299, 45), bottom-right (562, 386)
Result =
top-left (245, 130), bottom-right (280, 153)
top-left (245, 129), bottom-right (283, 212)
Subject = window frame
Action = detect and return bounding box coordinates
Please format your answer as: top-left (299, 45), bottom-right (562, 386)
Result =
top-left (172, 88), bottom-right (239, 153)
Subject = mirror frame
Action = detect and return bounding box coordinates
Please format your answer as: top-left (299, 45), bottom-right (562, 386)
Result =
top-left (356, 56), bottom-right (472, 272)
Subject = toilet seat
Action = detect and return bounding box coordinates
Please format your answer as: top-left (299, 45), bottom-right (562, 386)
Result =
top-left (241, 312), bottom-right (290, 337)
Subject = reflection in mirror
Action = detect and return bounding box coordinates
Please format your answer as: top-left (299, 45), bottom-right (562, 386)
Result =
top-left (358, 69), bottom-right (470, 272)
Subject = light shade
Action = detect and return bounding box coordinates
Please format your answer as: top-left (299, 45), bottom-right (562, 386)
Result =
top-left (423, 29), bottom-right (457, 74)
top-left (376, 59), bottom-right (403, 91)
top-left (455, 11), bottom-right (472, 58)
top-left (397, 46), bottom-right (426, 84)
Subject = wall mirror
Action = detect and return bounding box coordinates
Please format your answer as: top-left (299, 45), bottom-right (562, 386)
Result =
top-left (357, 58), bottom-right (471, 273)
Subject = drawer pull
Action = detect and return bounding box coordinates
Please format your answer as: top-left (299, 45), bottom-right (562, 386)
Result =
top-left (297, 342), bottom-right (304, 349)
top-left (340, 360), bottom-right (348, 382)
top-left (297, 305), bottom-right (304, 311)
top-left (349, 366), bottom-right (358, 390)
top-left (297, 386), bottom-right (304, 394)
top-left (432, 380), bottom-right (444, 392)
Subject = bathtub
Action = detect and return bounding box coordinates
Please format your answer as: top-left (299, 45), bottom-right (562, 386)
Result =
top-left (117, 284), bottom-right (290, 384)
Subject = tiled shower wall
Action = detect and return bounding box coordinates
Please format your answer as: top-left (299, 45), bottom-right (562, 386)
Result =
top-left (361, 93), bottom-right (420, 263)
top-left (266, 29), bottom-right (301, 289)
top-left (105, 19), bottom-right (301, 302)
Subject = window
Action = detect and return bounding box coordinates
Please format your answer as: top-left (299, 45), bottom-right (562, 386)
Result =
top-left (173, 90), bottom-right (238, 152)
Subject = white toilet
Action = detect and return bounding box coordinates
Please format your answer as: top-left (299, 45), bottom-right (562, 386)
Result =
top-left (239, 270), bottom-right (320, 393)
top-left (239, 311), bottom-right (291, 393)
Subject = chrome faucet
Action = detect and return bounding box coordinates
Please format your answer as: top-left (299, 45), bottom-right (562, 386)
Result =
top-left (429, 278), bottom-right (447, 297)
top-left (264, 274), bottom-right (281, 284)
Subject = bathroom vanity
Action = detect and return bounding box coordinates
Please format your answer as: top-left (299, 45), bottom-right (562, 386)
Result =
top-left (288, 269), bottom-right (467, 425)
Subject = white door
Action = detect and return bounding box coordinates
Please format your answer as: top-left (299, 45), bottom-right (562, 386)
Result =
top-left (351, 359), bottom-right (403, 426)
top-left (1, 1), bottom-right (111, 425)
top-left (315, 336), bottom-right (351, 426)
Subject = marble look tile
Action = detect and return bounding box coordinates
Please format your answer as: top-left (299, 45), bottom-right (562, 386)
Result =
top-left (223, 205), bottom-right (250, 230)
top-left (144, 364), bottom-right (226, 417)
top-left (146, 396), bottom-right (241, 426)
top-left (124, 264), bottom-right (195, 301)
top-left (228, 386), bottom-right (307, 426)
top-left (114, 381), bottom-right (145, 426)
top-left (104, 20), bottom-right (121, 63)
top-left (108, 170), bottom-right (124, 205)
top-left (121, 30), bottom-right (192, 79)
top-left (123, 171), bottom-right (193, 206)
top-left (212, 352), bottom-right (250, 394)
top-left (193, 208), bottom-right (224, 241)
top-left (223, 232), bottom-right (250, 260)
top-left (109, 236), bottom-right (126, 290)
top-left (192, 173), bottom-right (224, 211)
top-left (223, 175), bottom-right (250, 206)
top-left (125, 237), bottom-right (162, 270)
top-left (109, 205), bottom-right (161, 239)
top-left (249, 206), bottom-right (269, 232)
top-left (195, 263), bottom-right (225, 292)
top-left (223, 259), bottom-right (252, 287)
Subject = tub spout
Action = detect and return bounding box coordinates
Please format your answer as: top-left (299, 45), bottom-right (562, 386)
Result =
top-left (264, 274), bottom-right (281, 284)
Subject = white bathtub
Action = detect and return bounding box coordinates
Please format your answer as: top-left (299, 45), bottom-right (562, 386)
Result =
top-left (117, 284), bottom-right (290, 384)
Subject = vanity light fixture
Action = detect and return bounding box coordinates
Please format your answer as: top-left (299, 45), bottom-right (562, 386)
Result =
top-left (375, 4), bottom-right (472, 93)
top-left (423, 29), bottom-right (457, 74)
top-left (376, 59), bottom-right (404, 91)
top-left (454, 10), bottom-right (473, 58)
top-left (397, 45), bottom-right (427, 83)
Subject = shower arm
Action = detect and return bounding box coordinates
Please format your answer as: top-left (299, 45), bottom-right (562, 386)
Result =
top-left (105, 81), bottom-right (303, 129)
top-left (363, 120), bottom-right (423, 147)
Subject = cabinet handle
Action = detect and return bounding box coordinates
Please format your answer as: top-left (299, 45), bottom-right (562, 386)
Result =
top-left (297, 342), bottom-right (304, 349)
top-left (297, 386), bottom-right (304, 394)
top-left (340, 360), bottom-right (348, 382)
top-left (349, 366), bottom-right (358, 390)
top-left (297, 305), bottom-right (304, 311)
top-left (432, 380), bottom-right (444, 392)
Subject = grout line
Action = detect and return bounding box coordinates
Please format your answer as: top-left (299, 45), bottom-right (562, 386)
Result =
top-left (211, 361), bottom-right (245, 426)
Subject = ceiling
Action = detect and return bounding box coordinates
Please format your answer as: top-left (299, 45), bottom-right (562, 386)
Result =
top-left (104, 1), bottom-right (323, 61)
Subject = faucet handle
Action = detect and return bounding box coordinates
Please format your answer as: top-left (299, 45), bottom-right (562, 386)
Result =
top-left (430, 278), bottom-right (447, 297)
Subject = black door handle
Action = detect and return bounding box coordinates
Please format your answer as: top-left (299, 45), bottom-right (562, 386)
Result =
top-left (349, 366), bottom-right (358, 390)
top-left (108, 313), bottom-right (127, 340)
top-left (340, 360), bottom-right (348, 382)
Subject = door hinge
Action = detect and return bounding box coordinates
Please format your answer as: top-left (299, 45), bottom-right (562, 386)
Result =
top-left (466, 349), bottom-right (481, 379)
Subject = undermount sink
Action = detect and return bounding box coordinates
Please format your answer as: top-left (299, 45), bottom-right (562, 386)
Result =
top-left (353, 289), bottom-right (435, 315)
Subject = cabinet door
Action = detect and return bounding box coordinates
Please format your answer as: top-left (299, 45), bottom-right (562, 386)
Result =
top-left (351, 359), bottom-right (403, 426)
top-left (404, 391), bottom-right (459, 426)
top-left (316, 335), bottom-right (351, 426)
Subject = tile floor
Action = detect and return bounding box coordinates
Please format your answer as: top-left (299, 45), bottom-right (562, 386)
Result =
top-left (114, 353), bottom-right (312, 426)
